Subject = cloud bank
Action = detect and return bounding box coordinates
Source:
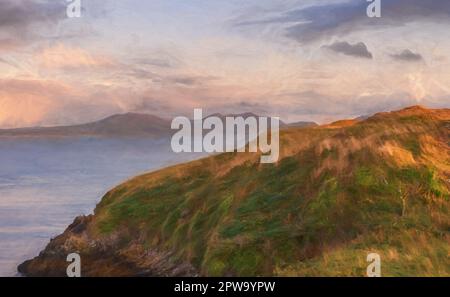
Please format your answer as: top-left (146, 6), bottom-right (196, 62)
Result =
top-left (240, 0), bottom-right (450, 43)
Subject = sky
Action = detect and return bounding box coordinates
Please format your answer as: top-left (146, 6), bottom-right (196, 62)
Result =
top-left (0, 0), bottom-right (450, 128)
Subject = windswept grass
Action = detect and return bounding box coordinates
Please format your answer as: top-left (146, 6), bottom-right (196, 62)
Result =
top-left (93, 107), bottom-right (450, 276)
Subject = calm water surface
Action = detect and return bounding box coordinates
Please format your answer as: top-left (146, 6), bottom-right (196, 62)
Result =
top-left (0, 137), bottom-right (203, 276)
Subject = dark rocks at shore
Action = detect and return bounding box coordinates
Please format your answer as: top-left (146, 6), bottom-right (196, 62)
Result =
top-left (18, 215), bottom-right (197, 277)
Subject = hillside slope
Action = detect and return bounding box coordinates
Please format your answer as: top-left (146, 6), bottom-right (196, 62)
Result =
top-left (19, 106), bottom-right (450, 276)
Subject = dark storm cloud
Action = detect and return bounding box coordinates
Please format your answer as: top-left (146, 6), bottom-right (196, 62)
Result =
top-left (238, 0), bottom-right (450, 43)
top-left (0, 0), bottom-right (64, 29)
top-left (390, 49), bottom-right (423, 62)
top-left (0, 0), bottom-right (65, 49)
top-left (324, 41), bottom-right (373, 59)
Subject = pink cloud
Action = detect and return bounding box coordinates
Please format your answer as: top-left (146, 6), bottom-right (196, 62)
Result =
top-left (0, 79), bottom-right (72, 128)
top-left (36, 44), bottom-right (115, 70)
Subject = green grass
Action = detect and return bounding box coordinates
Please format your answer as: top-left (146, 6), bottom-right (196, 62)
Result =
top-left (93, 111), bottom-right (450, 276)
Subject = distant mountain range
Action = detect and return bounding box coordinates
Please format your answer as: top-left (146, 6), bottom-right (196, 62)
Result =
top-left (0, 112), bottom-right (317, 138)
top-left (0, 113), bottom-right (171, 138)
